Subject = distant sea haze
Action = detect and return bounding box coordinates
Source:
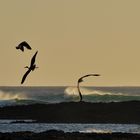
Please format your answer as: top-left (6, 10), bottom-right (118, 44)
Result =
top-left (0, 86), bottom-right (140, 106)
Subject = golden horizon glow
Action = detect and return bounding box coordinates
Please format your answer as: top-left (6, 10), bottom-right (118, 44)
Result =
top-left (0, 0), bottom-right (140, 86)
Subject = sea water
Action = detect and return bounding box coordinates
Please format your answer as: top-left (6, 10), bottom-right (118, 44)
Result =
top-left (0, 120), bottom-right (140, 134)
top-left (0, 86), bottom-right (140, 106)
top-left (0, 120), bottom-right (139, 133)
top-left (0, 86), bottom-right (140, 133)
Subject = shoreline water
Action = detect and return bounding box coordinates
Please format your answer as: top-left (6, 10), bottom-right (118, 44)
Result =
top-left (0, 100), bottom-right (140, 139)
top-left (0, 87), bottom-right (140, 139)
top-left (0, 122), bottom-right (140, 133)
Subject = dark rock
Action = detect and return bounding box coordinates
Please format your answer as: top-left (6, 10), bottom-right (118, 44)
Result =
top-left (0, 101), bottom-right (140, 124)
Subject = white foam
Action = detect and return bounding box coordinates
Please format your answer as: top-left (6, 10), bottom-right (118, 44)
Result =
top-left (0, 90), bottom-right (27, 100)
top-left (64, 87), bottom-right (123, 97)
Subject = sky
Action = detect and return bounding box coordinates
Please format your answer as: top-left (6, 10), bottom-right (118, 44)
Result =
top-left (0, 0), bottom-right (140, 86)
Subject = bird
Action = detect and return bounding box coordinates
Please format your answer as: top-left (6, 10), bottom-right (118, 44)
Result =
top-left (21, 51), bottom-right (38, 84)
top-left (77, 74), bottom-right (100, 102)
top-left (16, 41), bottom-right (32, 52)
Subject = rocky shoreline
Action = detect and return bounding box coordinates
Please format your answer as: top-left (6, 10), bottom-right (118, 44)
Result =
top-left (0, 130), bottom-right (140, 140)
top-left (0, 101), bottom-right (140, 123)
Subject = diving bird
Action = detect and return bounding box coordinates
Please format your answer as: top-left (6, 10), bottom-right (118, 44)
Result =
top-left (77, 74), bottom-right (100, 102)
top-left (21, 51), bottom-right (38, 84)
top-left (16, 41), bottom-right (32, 52)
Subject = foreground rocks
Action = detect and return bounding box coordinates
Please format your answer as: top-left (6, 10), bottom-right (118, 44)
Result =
top-left (0, 130), bottom-right (140, 140)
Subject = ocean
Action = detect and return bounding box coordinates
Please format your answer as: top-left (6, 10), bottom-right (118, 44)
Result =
top-left (0, 120), bottom-right (140, 133)
top-left (0, 86), bottom-right (140, 106)
top-left (0, 86), bottom-right (140, 133)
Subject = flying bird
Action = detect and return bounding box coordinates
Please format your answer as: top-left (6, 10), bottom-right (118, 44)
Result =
top-left (21, 51), bottom-right (38, 84)
top-left (16, 41), bottom-right (32, 52)
top-left (77, 74), bottom-right (100, 102)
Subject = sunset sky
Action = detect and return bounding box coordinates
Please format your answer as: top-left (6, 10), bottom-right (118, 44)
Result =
top-left (0, 0), bottom-right (140, 86)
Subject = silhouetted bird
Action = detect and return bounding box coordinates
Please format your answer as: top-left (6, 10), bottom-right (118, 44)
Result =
top-left (21, 51), bottom-right (38, 84)
top-left (16, 41), bottom-right (32, 52)
top-left (77, 74), bottom-right (100, 102)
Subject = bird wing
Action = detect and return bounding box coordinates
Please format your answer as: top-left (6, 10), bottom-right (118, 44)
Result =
top-left (20, 47), bottom-right (24, 52)
top-left (18, 42), bottom-right (24, 46)
top-left (16, 42), bottom-right (24, 51)
top-left (30, 51), bottom-right (38, 67)
top-left (80, 75), bottom-right (90, 80)
top-left (21, 69), bottom-right (31, 84)
top-left (78, 78), bottom-right (83, 83)
top-left (79, 74), bottom-right (100, 82)
top-left (82, 74), bottom-right (100, 78)
top-left (23, 41), bottom-right (32, 50)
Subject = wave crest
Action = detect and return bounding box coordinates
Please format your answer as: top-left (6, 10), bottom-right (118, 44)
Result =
top-left (64, 87), bottom-right (123, 97)
top-left (0, 90), bottom-right (27, 100)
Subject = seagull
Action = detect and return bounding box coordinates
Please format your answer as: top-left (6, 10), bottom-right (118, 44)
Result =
top-left (77, 74), bottom-right (100, 102)
top-left (21, 51), bottom-right (38, 84)
top-left (16, 41), bottom-right (32, 52)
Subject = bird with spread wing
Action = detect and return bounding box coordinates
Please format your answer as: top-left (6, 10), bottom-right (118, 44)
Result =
top-left (16, 41), bottom-right (32, 52)
top-left (77, 74), bottom-right (100, 102)
top-left (21, 51), bottom-right (38, 84)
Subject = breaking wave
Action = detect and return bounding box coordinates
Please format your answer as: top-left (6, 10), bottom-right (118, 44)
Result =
top-left (0, 86), bottom-right (140, 106)
top-left (0, 90), bottom-right (27, 100)
top-left (64, 87), bottom-right (140, 102)
top-left (0, 90), bottom-right (47, 107)
top-left (64, 87), bottom-right (124, 96)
